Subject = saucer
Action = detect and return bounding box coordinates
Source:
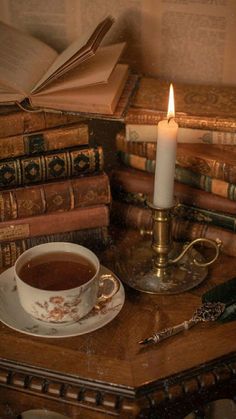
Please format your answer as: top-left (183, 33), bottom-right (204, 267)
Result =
top-left (0, 265), bottom-right (125, 338)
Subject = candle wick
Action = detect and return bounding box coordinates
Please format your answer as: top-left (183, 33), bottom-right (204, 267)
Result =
top-left (167, 116), bottom-right (174, 124)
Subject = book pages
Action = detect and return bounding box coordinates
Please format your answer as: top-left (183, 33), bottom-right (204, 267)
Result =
top-left (0, 21), bottom-right (57, 95)
top-left (1, 0), bottom-right (236, 86)
top-left (34, 43), bottom-right (126, 94)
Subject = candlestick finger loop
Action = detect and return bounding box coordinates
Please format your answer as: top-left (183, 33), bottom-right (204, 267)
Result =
top-left (169, 237), bottom-right (222, 268)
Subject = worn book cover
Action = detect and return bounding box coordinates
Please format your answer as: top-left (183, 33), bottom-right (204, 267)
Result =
top-left (0, 122), bottom-right (89, 159)
top-left (0, 104), bottom-right (85, 138)
top-left (111, 201), bottom-right (236, 257)
top-left (116, 131), bottom-right (236, 185)
top-left (125, 77), bottom-right (236, 131)
top-left (0, 204), bottom-right (109, 242)
top-left (118, 150), bottom-right (236, 202)
top-left (110, 166), bottom-right (236, 214)
top-left (0, 172), bottom-right (111, 221)
top-left (0, 146), bottom-right (103, 188)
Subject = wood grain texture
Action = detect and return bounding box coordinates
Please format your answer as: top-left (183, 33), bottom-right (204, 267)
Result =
top-left (0, 228), bottom-right (235, 418)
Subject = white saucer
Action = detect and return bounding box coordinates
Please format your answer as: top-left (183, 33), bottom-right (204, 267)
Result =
top-left (0, 265), bottom-right (125, 338)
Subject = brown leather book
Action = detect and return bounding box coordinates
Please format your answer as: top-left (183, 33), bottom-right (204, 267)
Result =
top-left (125, 77), bottom-right (236, 132)
top-left (116, 130), bottom-right (236, 184)
top-left (0, 204), bottom-right (109, 242)
top-left (175, 143), bottom-right (236, 184)
top-left (0, 104), bottom-right (85, 138)
top-left (111, 201), bottom-right (236, 257)
top-left (0, 226), bottom-right (110, 269)
top-left (0, 172), bottom-right (111, 221)
top-left (0, 123), bottom-right (89, 160)
top-left (110, 167), bottom-right (236, 215)
top-left (0, 146), bottom-right (103, 188)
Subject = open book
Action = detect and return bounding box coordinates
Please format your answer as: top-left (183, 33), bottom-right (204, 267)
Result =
top-left (0, 16), bottom-right (129, 115)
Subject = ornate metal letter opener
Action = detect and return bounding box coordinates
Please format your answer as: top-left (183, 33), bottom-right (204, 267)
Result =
top-left (139, 302), bottom-right (225, 345)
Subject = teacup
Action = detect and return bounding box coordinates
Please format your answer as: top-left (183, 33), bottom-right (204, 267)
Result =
top-left (14, 242), bottom-right (119, 324)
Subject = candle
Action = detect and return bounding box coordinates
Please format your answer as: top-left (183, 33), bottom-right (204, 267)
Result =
top-left (153, 84), bottom-right (178, 208)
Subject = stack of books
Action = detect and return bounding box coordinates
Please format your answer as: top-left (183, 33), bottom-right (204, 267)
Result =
top-left (110, 77), bottom-right (236, 257)
top-left (0, 15), bottom-right (142, 270)
top-left (0, 106), bottom-right (111, 269)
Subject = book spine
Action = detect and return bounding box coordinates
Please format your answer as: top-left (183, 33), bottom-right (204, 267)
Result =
top-left (176, 150), bottom-right (236, 184)
top-left (0, 146), bottom-right (104, 188)
top-left (112, 197), bottom-right (236, 232)
top-left (0, 173), bottom-right (111, 221)
top-left (0, 109), bottom-right (85, 138)
top-left (125, 108), bottom-right (236, 133)
top-left (111, 201), bottom-right (236, 257)
top-left (116, 131), bottom-right (156, 160)
top-left (174, 204), bottom-right (236, 232)
top-left (118, 151), bottom-right (236, 202)
top-left (172, 219), bottom-right (236, 258)
top-left (0, 205), bottom-right (109, 242)
top-left (111, 201), bottom-right (153, 231)
top-left (0, 226), bottom-right (110, 269)
top-left (111, 171), bottom-right (236, 215)
top-left (125, 124), bottom-right (236, 145)
top-left (0, 123), bottom-right (89, 160)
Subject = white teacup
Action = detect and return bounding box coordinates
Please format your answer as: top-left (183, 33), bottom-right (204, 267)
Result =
top-left (14, 242), bottom-right (119, 324)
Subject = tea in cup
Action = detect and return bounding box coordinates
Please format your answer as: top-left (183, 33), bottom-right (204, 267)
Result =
top-left (14, 242), bottom-right (119, 324)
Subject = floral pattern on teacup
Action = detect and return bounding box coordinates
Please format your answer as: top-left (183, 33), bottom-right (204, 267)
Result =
top-left (31, 293), bottom-right (82, 323)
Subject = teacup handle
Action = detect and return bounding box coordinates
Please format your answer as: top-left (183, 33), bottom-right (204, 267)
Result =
top-left (97, 273), bottom-right (120, 303)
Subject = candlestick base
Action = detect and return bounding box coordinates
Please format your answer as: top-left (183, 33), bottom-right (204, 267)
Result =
top-left (114, 238), bottom-right (208, 294)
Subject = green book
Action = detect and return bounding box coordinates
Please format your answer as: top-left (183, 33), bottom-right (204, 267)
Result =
top-left (118, 151), bottom-right (236, 202)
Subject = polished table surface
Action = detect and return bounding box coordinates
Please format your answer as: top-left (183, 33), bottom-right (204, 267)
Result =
top-left (0, 229), bottom-right (236, 418)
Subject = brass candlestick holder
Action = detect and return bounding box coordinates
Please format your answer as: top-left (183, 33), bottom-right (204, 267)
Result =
top-left (116, 202), bottom-right (222, 294)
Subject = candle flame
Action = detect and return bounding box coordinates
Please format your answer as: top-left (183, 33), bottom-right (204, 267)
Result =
top-left (167, 83), bottom-right (175, 120)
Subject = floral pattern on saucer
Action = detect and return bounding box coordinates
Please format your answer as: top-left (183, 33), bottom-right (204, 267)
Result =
top-left (0, 266), bottom-right (125, 338)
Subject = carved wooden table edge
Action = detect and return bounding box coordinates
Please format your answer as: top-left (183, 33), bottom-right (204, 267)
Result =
top-left (0, 351), bottom-right (236, 418)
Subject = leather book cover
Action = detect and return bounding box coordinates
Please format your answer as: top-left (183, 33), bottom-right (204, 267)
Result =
top-left (111, 201), bottom-right (236, 257)
top-left (117, 150), bottom-right (236, 202)
top-left (0, 146), bottom-right (104, 188)
top-left (110, 167), bottom-right (236, 214)
top-left (125, 77), bottom-right (236, 132)
top-left (116, 130), bottom-right (236, 184)
top-left (0, 104), bottom-right (85, 138)
top-left (0, 123), bottom-right (89, 160)
top-left (0, 172), bottom-right (111, 221)
top-left (0, 204), bottom-right (109, 242)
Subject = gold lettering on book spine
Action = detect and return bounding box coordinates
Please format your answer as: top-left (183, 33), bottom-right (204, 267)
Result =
top-left (9, 192), bottom-right (17, 219)
top-left (69, 184), bottom-right (75, 210)
top-left (40, 187), bottom-right (47, 214)
top-left (0, 224), bottom-right (30, 242)
top-left (66, 151), bottom-right (72, 178)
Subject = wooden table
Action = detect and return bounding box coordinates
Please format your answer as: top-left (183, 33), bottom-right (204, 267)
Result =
top-left (0, 229), bottom-right (236, 418)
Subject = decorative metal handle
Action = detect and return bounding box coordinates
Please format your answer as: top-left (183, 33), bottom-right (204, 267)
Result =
top-left (169, 237), bottom-right (222, 267)
top-left (97, 273), bottom-right (120, 303)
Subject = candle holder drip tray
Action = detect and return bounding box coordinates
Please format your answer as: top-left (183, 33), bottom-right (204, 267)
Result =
top-left (115, 203), bottom-right (222, 295)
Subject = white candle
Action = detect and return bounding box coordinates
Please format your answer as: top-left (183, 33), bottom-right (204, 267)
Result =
top-left (153, 84), bottom-right (178, 208)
